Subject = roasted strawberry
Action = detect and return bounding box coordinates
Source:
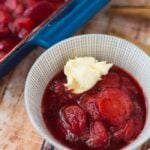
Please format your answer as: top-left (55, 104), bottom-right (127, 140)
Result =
top-left (80, 94), bottom-right (101, 121)
top-left (100, 72), bottom-right (121, 88)
top-left (0, 4), bottom-right (9, 12)
top-left (0, 0), bottom-right (5, 2)
top-left (111, 102), bottom-right (144, 143)
top-left (97, 88), bottom-right (133, 126)
top-left (18, 28), bottom-right (29, 39)
top-left (13, 17), bottom-right (35, 32)
top-left (0, 26), bottom-right (10, 38)
top-left (86, 121), bottom-right (109, 148)
top-left (61, 105), bottom-right (87, 135)
top-left (15, 4), bottom-right (25, 15)
top-left (113, 119), bottom-right (134, 142)
top-left (122, 77), bottom-right (138, 95)
top-left (24, 1), bottom-right (54, 24)
top-left (113, 117), bottom-right (143, 143)
top-left (26, 0), bottom-right (42, 6)
top-left (5, 0), bottom-right (24, 15)
top-left (5, 0), bottom-right (18, 11)
top-left (13, 17), bottom-right (35, 38)
top-left (0, 9), bottom-right (10, 25)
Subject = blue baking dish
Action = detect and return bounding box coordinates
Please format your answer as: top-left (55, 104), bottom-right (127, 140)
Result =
top-left (0, 0), bottom-right (109, 77)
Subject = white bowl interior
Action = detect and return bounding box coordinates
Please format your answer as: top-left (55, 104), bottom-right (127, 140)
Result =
top-left (25, 34), bottom-right (150, 150)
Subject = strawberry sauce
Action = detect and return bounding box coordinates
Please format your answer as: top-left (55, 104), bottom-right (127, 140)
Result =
top-left (42, 65), bottom-right (146, 150)
top-left (0, 0), bottom-right (66, 59)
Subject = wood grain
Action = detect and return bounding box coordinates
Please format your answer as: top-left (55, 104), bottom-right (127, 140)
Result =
top-left (0, 0), bottom-right (150, 150)
top-left (0, 73), bottom-right (12, 103)
top-left (108, 28), bottom-right (150, 54)
top-left (108, 7), bottom-right (150, 20)
top-left (111, 0), bottom-right (147, 6)
top-left (0, 48), bottom-right (44, 150)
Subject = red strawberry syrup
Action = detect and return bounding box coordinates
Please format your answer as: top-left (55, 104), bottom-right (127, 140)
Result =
top-left (42, 65), bottom-right (146, 150)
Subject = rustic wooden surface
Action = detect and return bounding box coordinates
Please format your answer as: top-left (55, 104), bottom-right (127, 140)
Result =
top-left (0, 0), bottom-right (150, 150)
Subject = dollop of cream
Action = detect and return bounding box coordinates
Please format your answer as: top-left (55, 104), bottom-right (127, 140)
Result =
top-left (64, 57), bottom-right (113, 94)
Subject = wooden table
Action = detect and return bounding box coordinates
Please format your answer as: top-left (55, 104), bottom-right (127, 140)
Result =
top-left (0, 0), bottom-right (150, 149)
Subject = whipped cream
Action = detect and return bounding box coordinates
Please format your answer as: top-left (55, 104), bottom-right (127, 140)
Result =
top-left (64, 57), bottom-right (113, 94)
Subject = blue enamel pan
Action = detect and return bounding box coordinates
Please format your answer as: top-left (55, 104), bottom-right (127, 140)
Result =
top-left (0, 0), bottom-right (109, 77)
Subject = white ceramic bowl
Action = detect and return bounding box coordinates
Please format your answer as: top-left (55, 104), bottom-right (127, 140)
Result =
top-left (25, 34), bottom-right (150, 150)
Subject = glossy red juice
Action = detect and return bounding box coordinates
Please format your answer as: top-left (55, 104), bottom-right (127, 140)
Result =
top-left (0, 0), bottom-right (66, 59)
top-left (42, 65), bottom-right (146, 150)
